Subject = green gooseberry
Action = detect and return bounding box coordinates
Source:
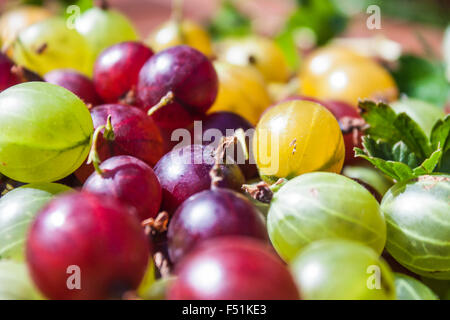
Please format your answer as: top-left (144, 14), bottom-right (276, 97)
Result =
top-left (290, 239), bottom-right (396, 300)
top-left (343, 164), bottom-right (393, 196)
top-left (381, 175), bottom-right (450, 280)
top-left (0, 183), bottom-right (71, 261)
top-left (394, 273), bottom-right (438, 300)
top-left (268, 172), bottom-right (386, 262)
top-left (0, 260), bottom-right (42, 300)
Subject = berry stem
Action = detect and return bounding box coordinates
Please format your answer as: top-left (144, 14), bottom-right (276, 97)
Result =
top-left (242, 178), bottom-right (287, 204)
top-left (142, 211), bottom-right (169, 234)
top-left (242, 182), bottom-right (273, 204)
top-left (209, 130), bottom-right (249, 189)
top-left (87, 115), bottom-right (115, 176)
top-left (213, 129), bottom-right (249, 164)
top-left (142, 211), bottom-right (173, 278)
top-left (147, 91), bottom-right (175, 116)
top-left (103, 115), bottom-right (115, 141)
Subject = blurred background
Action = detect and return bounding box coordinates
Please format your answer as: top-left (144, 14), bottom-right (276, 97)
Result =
top-left (1, 0), bottom-right (448, 56)
top-left (1, 0), bottom-right (449, 110)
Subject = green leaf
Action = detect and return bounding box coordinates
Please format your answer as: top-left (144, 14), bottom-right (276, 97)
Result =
top-left (355, 146), bottom-right (443, 182)
top-left (430, 115), bottom-right (450, 173)
top-left (208, 0), bottom-right (252, 40)
top-left (412, 148), bottom-right (443, 176)
top-left (355, 148), bottom-right (415, 182)
top-left (438, 149), bottom-right (450, 174)
top-left (430, 115), bottom-right (450, 152)
top-left (359, 100), bottom-right (432, 161)
top-left (361, 137), bottom-right (420, 168)
top-left (359, 101), bottom-right (403, 142)
top-left (394, 113), bottom-right (433, 159)
top-left (355, 101), bottom-right (449, 181)
top-left (391, 54), bottom-right (450, 108)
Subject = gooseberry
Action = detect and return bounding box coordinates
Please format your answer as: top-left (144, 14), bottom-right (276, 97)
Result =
top-left (283, 96), bottom-right (364, 165)
top-left (168, 237), bottom-right (299, 300)
top-left (0, 5), bottom-right (52, 47)
top-left (290, 239), bottom-right (396, 300)
top-left (93, 41), bottom-right (154, 103)
top-left (0, 54), bottom-right (20, 90)
top-left (253, 100), bottom-right (345, 183)
top-left (0, 52), bottom-right (43, 92)
top-left (147, 19), bottom-right (213, 57)
top-left (139, 276), bottom-right (176, 300)
top-left (75, 5), bottom-right (138, 63)
top-left (26, 192), bottom-right (149, 300)
top-left (381, 175), bottom-right (450, 280)
top-left (136, 261), bottom-right (156, 299)
top-left (217, 35), bottom-right (290, 83)
top-left (12, 17), bottom-right (92, 76)
top-left (324, 100), bottom-right (364, 164)
top-left (75, 104), bottom-right (164, 182)
top-left (0, 82), bottom-right (93, 183)
top-left (343, 164), bottom-right (393, 197)
top-left (0, 260), bottom-right (41, 300)
top-left (168, 188), bottom-right (268, 264)
top-left (0, 183), bottom-right (71, 261)
top-left (395, 273), bottom-right (438, 300)
top-left (44, 69), bottom-right (102, 106)
top-left (299, 45), bottom-right (398, 106)
top-left (137, 46), bottom-right (218, 129)
top-left (208, 61), bottom-right (272, 125)
top-left (268, 172), bottom-right (386, 262)
top-left (83, 155), bottom-right (162, 221)
top-left (154, 144), bottom-right (245, 213)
